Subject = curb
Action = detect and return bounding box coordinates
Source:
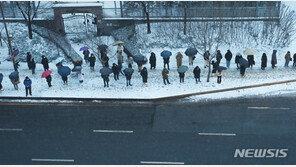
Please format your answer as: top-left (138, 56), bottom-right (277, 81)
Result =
top-left (0, 79), bottom-right (296, 102)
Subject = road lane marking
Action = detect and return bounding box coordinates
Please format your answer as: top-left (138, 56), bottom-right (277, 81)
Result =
top-left (0, 128), bottom-right (23, 131)
top-left (93, 130), bottom-right (134, 133)
top-left (140, 161), bottom-right (185, 165)
top-left (248, 107), bottom-right (290, 110)
top-left (198, 133), bottom-right (236, 136)
top-left (32, 159), bottom-right (74, 162)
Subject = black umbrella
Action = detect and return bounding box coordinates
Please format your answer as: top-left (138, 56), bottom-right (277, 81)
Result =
top-left (217, 66), bottom-right (227, 71)
top-left (185, 48), bottom-right (198, 57)
top-left (239, 58), bottom-right (249, 67)
top-left (123, 68), bottom-right (134, 75)
top-left (98, 44), bottom-right (108, 52)
top-left (134, 54), bottom-right (147, 64)
top-left (100, 67), bottom-right (112, 75)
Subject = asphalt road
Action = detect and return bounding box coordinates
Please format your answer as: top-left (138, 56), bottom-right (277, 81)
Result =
top-left (0, 96), bottom-right (295, 165)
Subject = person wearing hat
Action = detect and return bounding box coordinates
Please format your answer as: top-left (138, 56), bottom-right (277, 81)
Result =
top-left (176, 52), bottom-right (183, 67)
top-left (23, 76), bottom-right (32, 96)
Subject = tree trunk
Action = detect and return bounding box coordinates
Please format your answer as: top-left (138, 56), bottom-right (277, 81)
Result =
top-left (183, 5), bottom-right (187, 35)
top-left (0, 2), bottom-right (13, 56)
top-left (142, 3), bottom-right (151, 34)
top-left (207, 60), bottom-right (211, 82)
top-left (28, 20), bottom-right (33, 39)
top-left (120, 1), bottom-right (123, 17)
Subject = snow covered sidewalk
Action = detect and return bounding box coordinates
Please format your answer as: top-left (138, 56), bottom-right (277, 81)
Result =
top-left (0, 59), bottom-right (296, 100)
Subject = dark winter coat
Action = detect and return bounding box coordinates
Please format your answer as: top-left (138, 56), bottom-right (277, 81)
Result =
top-left (83, 50), bottom-right (90, 60)
top-left (124, 68), bottom-right (134, 80)
top-left (293, 54), bottom-right (296, 63)
top-left (89, 56), bottom-right (96, 67)
top-left (23, 78), bottom-right (32, 87)
top-left (26, 53), bottom-right (31, 62)
top-left (235, 55), bottom-right (240, 64)
top-left (46, 75), bottom-right (52, 83)
top-left (29, 59), bottom-right (36, 69)
top-left (225, 50), bottom-right (232, 61)
top-left (193, 66), bottom-right (201, 78)
top-left (261, 54), bottom-right (267, 68)
top-left (149, 53), bottom-right (156, 65)
top-left (41, 57), bottom-right (49, 69)
top-left (101, 75), bottom-right (109, 81)
top-left (162, 68), bottom-right (169, 79)
top-left (140, 68), bottom-right (148, 83)
top-left (216, 51), bottom-right (222, 61)
top-left (271, 50), bottom-right (277, 64)
top-left (247, 55), bottom-right (255, 66)
top-left (163, 57), bottom-right (170, 64)
top-left (112, 64), bottom-right (120, 74)
top-left (285, 52), bottom-right (291, 61)
top-left (179, 72), bottom-right (185, 78)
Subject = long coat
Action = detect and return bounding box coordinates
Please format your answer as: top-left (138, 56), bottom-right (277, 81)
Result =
top-left (247, 55), bottom-right (255, 66)
top-left (41, 57), bottom-right (49, 69)
top-left (162, 68), bottom-right (169, 79)
top-left (235, 55), bottom-right (240, 64)
top-left (89, 56), bottom-right (96, 67)
top-left (176, 53), bottom-right (183, 67)
top-left (261, 54), bottom-right (267, 68)
top-left (149, 53), bottom-right (156, 66)
top-left (271, 50), bottom-right (277, 64)
top-left (225, 50), bottom-right (232, 61)
top-left (29, 59), bottom-right (36, 69)
top-left (140, 68), bottom-right (148, 83)
top-left (193, 66), bottom-right (201, 78)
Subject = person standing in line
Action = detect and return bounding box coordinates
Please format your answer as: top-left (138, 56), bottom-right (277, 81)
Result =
top-left (41, 55), bottom-right (49, 71)
top-left (293, 53), bottom-right (296, 67)
top-left (261, 53), bottom-right (267, 70)
top-left (89, 53), bottom-right (96, 71)
top-left (271, 50), bottom-right (277, 69)
top-left (140, 67), bottom-right (148, 86)
top-left (284, 51), bottom-right (291, 67)
top-left (162, 68), bottom-right (170, 85)
top-left (29, 58), bottom-right (36, 74)
top-left (225, 49), bottom-right (232, 68)
top-left (26, 52), bottom-right (32, 69)
top-left (217, 69), bottom-right (222, 84)
top-left (193, 66), bottom-right (201, 84)
top-left (176, 52), bottom-right (183, 68)
top-left (216, 50), bottom-right (222, 66)
top-left (149, 52), bottom-right (156, 70)
top-left (23, 76), bottom-right (32, 96)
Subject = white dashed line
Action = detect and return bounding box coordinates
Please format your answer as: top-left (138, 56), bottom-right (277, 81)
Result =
top-left (248, 107), bottom-right (290, 110)
top-left (93, 130), bottom-right (134, 133)
top-left (32, 159), bottom-right (74, 162)
top-left (140, 161), bottom-right (185, 165)
top-left (198, 133), bottom-right (236, 136)
top-left (0, 128), bottom-right (23, 131)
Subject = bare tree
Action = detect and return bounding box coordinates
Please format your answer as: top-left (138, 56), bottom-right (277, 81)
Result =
top-left (16, 1), bottom-right (40, 39)
top-left (140, 1), bottom-right (151, 34)
top-left (188, 20), bottom-right (224, 82)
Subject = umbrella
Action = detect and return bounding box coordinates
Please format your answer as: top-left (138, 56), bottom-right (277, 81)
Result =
top-left (58, 66), bottom-right (71, 77)
top-left (113, 41), bottom-right (124, 46)
top-left (177, 65), bottom-right (189, 73)
top-left (185, 48), bottom-right (198, 57)
top-left (79, 46), bottom-right (89, 51)
top-left (13, 49), bottom-right (19, 56)
top-left (217, 66), bottom-right (227, 71)
top-left (0, 73), bottom-right (3, 83)
top-left (9, 71), bottom-right (19, 79)
top-left (123, 68), bottom-right (134, 75)
top-left (98, 44), bottom-right (108, 51)
top-left (100, 67), bottom-right (112, 75)
top-left (72, 66), bottom-right (82, 72)
top-left (133, 54), bottom-right (147, 63)
top-left (236, 52), bottom-right (242, 56)
top-left (239, 58), bottom-right (249, 67)
top-left (53, 57), bottom-right (64, 65)
top-left (41, 70), bottom-right (52, 78)
top-left (161, 50), bottom-right (172, 58)
top-left (243, 49), bottom-right (256, 55)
